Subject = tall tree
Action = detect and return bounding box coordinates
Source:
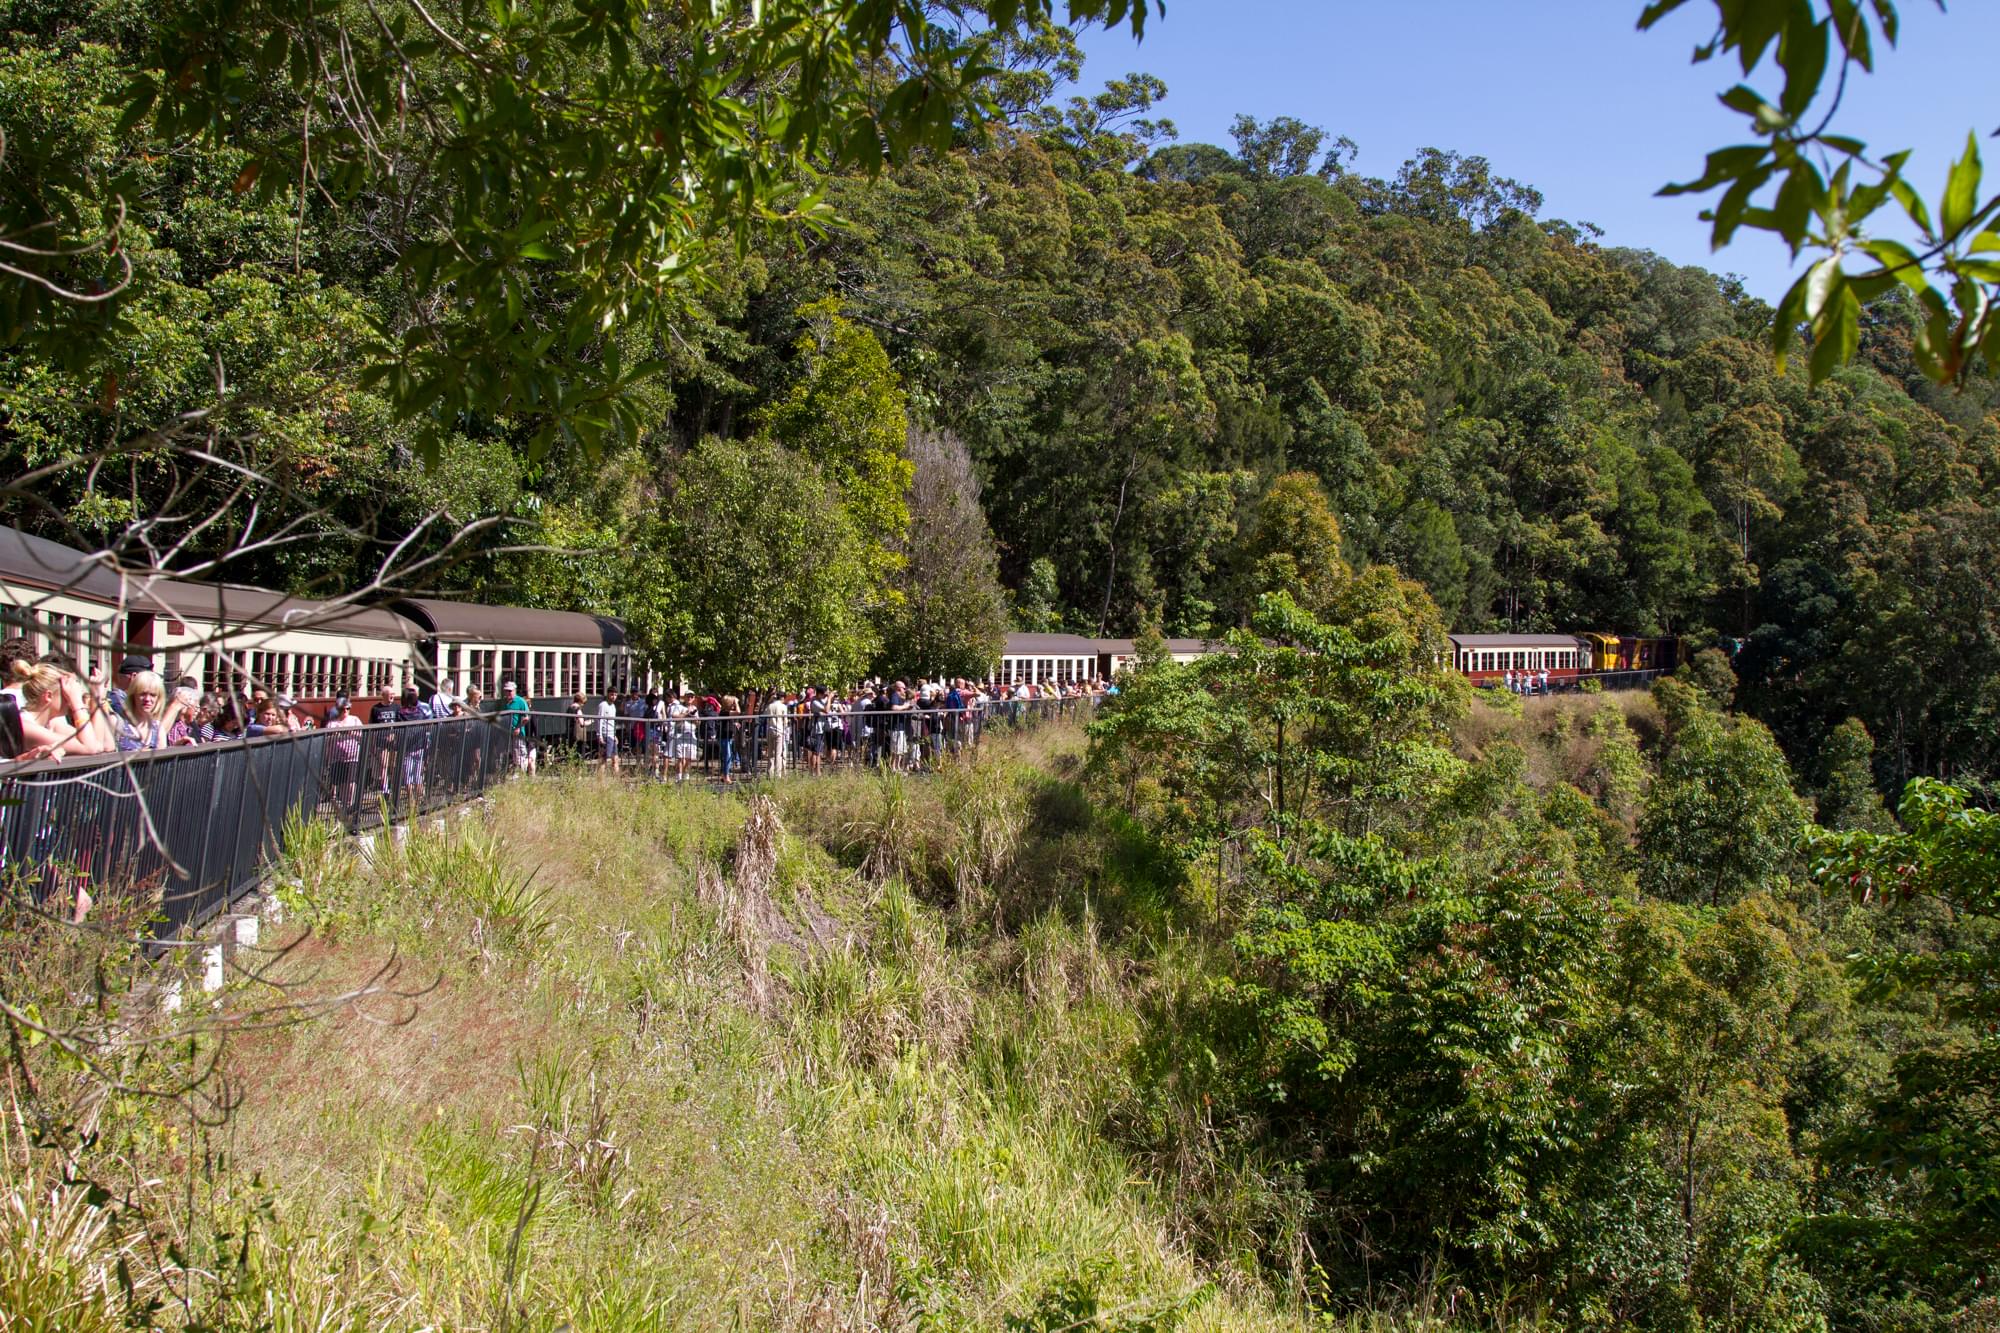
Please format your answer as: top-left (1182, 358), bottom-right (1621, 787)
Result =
top-left (1641, 709), bottom-right (1808, 907)
top-left (633, 436), bottom-right (875, 688)
top-left (877, 427), bottom-right (1010, 680)
top-left (758, 298), bottom-right (915, 583)
top-left (1232, 471), bottom-right (1348, 622)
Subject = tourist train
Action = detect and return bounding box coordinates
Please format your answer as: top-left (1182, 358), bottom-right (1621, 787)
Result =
top-left (1, 527), bottom-right (1681, 707)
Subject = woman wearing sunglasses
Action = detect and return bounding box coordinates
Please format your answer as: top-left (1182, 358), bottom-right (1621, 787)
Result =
top-left (114, 669), bottom-right (175, 751)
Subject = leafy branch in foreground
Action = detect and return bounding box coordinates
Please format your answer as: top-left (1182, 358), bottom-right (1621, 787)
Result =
top-left (71, 0), bottom-right (1157, 456)
top-left (1644, 0), bottom-right (2000, 383)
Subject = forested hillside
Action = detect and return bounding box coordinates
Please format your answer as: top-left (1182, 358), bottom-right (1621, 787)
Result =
top-left (6, 8), bottom-right (2000, 781)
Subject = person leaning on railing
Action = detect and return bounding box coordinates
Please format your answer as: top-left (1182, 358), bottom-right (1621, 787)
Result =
top-left (113, 669), bottom-right (179, 751)
top-left (6, 657), bottom-right (116, 761)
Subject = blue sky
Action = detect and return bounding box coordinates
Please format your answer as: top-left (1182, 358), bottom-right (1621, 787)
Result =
top-left (1074, 1), bottom-right (1999, 301)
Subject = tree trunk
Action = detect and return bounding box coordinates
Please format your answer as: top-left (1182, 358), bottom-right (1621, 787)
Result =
top-left (1098, 460), bottom-right (1135, 636)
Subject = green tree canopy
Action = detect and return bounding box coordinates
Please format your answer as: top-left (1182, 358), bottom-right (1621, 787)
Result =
top-left (632, 436), bottom-right (875, 688)
top-left (1641, 707), bottom-right (1808, 907)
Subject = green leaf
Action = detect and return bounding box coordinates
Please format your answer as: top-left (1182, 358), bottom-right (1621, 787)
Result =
top-left (1943, 131), bottom-right (1983, 238)
top-left (1803, 255), bottom-right (1842, 321)
top-left (1660, 144), bottom-right (1770, 196)
top-left (1770, 162), bottom-right (1825, 251)
top-left (1808, 284), bottom-right (1860, 383)
top-left (1889, 174), bottom-right (1935, 239)
top-left (1827, 0), bottom-right (1873, 69)
top-left (1777, 15), bottom-right (1830, 118)
top-left (1771, 268), bottom-right (1813, 372)
top-left (1861, 237), bottom-right (1933, 297)
top-left (1951, 258), bottom-right (2000, 284)
top-left (113, 78), bottom-right (158, 136)
top-left (1718, 84), bottom-right (1789, 130)
top-left (1871, 0), bottom-right (1899, 47)
top-left (1636, 0), bottom-right (1693, 30)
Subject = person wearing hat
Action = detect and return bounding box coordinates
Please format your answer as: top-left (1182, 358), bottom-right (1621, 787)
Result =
top-left (394, 684), bottom-right (433, 804)
top-left (109, 653), bottom-right (152, 720)
top-left (501, 680), bottom-right (534, 773)
top-left (280, 693), bottom-right (317, 730)
top-left (325, 695), bottom-right (363, 811)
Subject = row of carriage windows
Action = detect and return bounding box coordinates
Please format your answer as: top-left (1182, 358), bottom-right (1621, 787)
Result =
top-left (197, 650), bottom-right (404, 700)
top-left (997, 656), bottom-right (1094, 686)
top-left (4, 609), bottom-right (116, 676)
top-left (435, 646), bottom-right (636, 700)
top-left (1462, 648), bottom-right (1584, 673)
top-left (0, 607), bottom-right (641, 703)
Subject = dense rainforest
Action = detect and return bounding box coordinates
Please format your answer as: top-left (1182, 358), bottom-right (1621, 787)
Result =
top-left (6, 6), bottom-right (1999, 785)
top-left (5, 3), bottom-right (2000, 1330)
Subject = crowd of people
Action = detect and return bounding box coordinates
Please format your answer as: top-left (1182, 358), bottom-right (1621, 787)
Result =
top-left (544, 676), bottom-right (1106, 783)
top-left (0, 633), bottom-right (1110, 784)
top-left (0, 637), bottom-right (503, 763)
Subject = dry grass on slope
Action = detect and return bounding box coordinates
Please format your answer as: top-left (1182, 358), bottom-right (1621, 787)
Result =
top-left (195, 733), bottom-right (1299, 1331)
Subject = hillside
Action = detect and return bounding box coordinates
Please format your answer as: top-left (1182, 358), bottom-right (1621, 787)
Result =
top-left (5, 726), bottom-right (1297, 1330)
top-left (8, 624), bottom-right (2000, 1331)
top-left (6, 5), bottom-right (1999, 782)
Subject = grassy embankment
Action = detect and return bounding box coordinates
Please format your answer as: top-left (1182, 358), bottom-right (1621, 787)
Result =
top-left (26, 724), bottom-right (1298, 1330)
top-left (2, 693), bottom-right (1686, 1331)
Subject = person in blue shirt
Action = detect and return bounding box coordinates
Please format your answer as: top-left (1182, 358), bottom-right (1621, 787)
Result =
top-left (501, 680), bottom-right (533, 773)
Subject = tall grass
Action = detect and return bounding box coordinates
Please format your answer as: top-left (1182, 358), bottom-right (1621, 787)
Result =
top-left (1, 723), bottom-right (1479, 1330)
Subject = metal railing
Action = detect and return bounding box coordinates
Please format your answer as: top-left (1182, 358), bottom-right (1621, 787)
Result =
top-left (1475, 668), bottom-right (1670, 696)
top-left (0, 716), bottom-right (516, 936)
top-left (0, 695), bottom-right (1094, 935)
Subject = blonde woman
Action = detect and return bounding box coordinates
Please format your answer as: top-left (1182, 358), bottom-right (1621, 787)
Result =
top-left (10, 660), bottom-right (115, 760)
top-left (115, 669), bottom-right (173, 751)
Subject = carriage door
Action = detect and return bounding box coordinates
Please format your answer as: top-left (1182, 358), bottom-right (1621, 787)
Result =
top-left (415, 637), bottom-right (441, 694)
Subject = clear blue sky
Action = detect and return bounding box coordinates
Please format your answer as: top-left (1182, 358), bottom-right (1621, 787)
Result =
top-left (1075, 1), bottom-right (1999, 301)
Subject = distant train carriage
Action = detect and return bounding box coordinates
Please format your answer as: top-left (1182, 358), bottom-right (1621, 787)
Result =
top-left (1580, 632), bottom-right (1685, 674)
top-left (1449, 633), bottom-right (1590, 688)
top-left (993, 633), bottom-right (1229, 686)
top-left (994, 633), bottom-right (1102, 688)
top-left (390, 598), bottom-right (648, 733)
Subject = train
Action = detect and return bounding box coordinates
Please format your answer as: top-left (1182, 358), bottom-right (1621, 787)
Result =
top-left (0, 527), bottom-right (649, 730)
top-left (2, 527), bottom-right (1685, 717)
top-left (1450, 631), bottom-right (1685, 688)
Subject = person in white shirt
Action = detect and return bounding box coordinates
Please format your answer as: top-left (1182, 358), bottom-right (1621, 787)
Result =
top-left (668, 692), bottom-right (698, 782)
top-left (596, 692), bottom-right (620, 774)
top-left (764, 691), bottom-right (789, 776)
